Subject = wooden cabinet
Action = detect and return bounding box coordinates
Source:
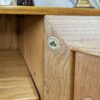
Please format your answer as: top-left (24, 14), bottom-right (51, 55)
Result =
top-left (45, 15), bottom-right (100, 100)
top-left (74, 52), bottom-right (100, 100)
top-left (0, 6), bottom-right (100, 100)
top-left (0, 15), bottom-right (41, 100)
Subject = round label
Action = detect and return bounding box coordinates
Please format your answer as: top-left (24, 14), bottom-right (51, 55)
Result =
top-left (83, 97), bottom-right (93, 100)
top-left (48, 37), bottom-right (59, 50)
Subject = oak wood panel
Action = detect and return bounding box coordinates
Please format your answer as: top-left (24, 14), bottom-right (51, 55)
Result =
top-left (19, 15), bottom-right (44, 99)
top-left (0, 6), bottom-right (100, 15)
top-left (74, 52), bottom-right (100, 100)
top-left (0, 50), bottom-right (38, 100)
top-left (0, 15), bottom-right (18, 50)
top-left (45, 16), bottom-right (100, 57)
top-left (45, 15), bottom-right (100, 100)
top-left (44, 19), bottom-right (74, 100)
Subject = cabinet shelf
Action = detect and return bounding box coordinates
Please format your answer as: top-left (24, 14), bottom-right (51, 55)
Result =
top-left (0, 50), bottom-right (38, 100)
top-left (0, 6), bottom-right (100, 15)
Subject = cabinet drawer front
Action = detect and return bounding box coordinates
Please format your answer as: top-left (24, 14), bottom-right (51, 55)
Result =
top-left (74, 52), bottom-right (100, 100)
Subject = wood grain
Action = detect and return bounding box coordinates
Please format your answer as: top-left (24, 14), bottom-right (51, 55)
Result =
top-left (45, 15), bottom-right (100, 57)
top-left (18, 15), bottom-right (44, 99)
top-left (74, 52), bottom-right (100, 100)
top-left (0, 50), bottom-right (38, 100)
top-left (0, 6), bottom-right (99, 15)
top-left (44, 18), bottom-right (74, 100)
top-left (44, 15), bottom-right (100, 100)
top-left (0, 15), bottom-right (18, 50)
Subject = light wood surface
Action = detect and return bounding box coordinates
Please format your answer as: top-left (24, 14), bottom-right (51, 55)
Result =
top-left (0, 6), bottom-right (100, 15)
top-left (18, 15), bottom-right (44, 99)
top-left (0, 50), bottom-right (38, 100)
top-left (44, 17), bottom-right (74, 100)
top-left (44, 15), bottom-right (100, 100)
top-left (0, 15), bottom-right (18, 50)
top-left (0, 13), bottom-right (100, 100)
top-left (45, 15), bottom-right (100, 57)
top-left (74, 52), bottom-right (100, 100)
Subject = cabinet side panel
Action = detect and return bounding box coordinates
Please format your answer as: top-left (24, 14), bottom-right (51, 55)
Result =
top-left (18, 15), bottom-right (44, 99)
top-left (74, 52), bottom-right (100, 100)
top-left (44, 18), bottom-right (74, 100)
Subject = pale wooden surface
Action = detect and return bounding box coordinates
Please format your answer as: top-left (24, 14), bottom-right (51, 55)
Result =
top-left (45, 16), bottom-right (100, 57)
top-left (44, 15), bottom-right (100, 100)
top-left (0, 15), bottom-right (18, 50)
top-left (44, 17), bottom-right (74, 100)
top-left (0, 50), bottom-right (38, 100)
top-left (0, 6), bottom-right (100, 15)
top-left (18, 15), bottom-right (44, 99)
top-left (74, 52), bottom-right (100, 100)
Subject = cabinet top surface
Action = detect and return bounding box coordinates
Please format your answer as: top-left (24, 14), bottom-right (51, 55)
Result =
top-left (0, 6), bottom-right (100, 15)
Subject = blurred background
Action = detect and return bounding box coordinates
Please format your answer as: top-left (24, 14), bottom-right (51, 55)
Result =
top-left (0, 0), bottom-right (99, 8)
